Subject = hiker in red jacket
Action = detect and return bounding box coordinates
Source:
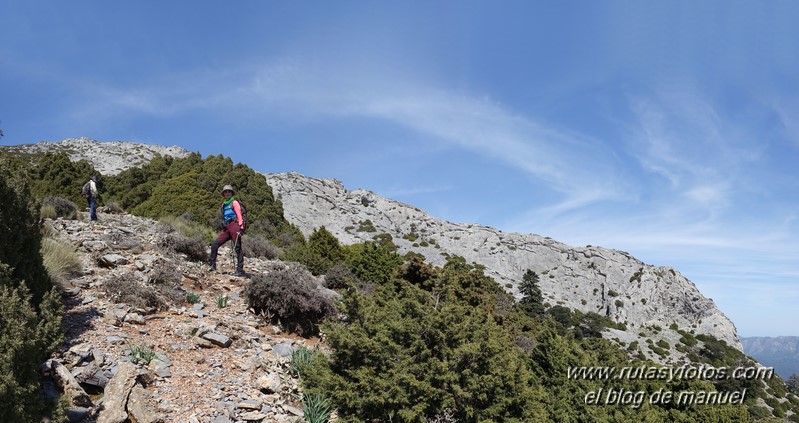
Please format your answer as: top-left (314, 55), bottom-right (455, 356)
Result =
top-left (208, 185), bottom-right (246, 276)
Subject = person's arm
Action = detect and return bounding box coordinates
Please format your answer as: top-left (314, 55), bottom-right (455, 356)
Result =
top-left (232, 201), bottom-right (244, 228)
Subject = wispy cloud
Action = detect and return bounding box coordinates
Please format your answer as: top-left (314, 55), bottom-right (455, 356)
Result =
top-left (64, 59), bottom-right (629, 213)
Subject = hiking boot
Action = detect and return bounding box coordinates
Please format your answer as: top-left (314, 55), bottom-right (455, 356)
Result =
top-left (234, 270), bottom-right (248, 278)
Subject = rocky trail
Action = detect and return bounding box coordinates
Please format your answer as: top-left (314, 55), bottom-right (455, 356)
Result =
top-left (44, 212), bottom-right (323, 423)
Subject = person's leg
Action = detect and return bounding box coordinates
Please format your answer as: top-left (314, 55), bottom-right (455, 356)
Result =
top-left (209, 228), bottom-right (231, 271)
top-left (231, 223), bottom-right (245, 275)
top-left (89, 196), bottom-right (97, 221)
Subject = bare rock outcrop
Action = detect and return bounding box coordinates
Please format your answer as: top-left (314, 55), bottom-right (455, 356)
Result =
top-left (265, 171), bottom-right (742, 356)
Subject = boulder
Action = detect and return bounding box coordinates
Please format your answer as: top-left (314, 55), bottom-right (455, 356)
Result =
top-left (48, 360), bottom-right (92, 407)
top-left (97, 361), bottom-right (137, 423)
top-left (127, 385), bottom-right (163, 423)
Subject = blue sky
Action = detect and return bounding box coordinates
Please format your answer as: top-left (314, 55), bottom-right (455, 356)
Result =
top-left (2, 1), bottom-right (798, 337)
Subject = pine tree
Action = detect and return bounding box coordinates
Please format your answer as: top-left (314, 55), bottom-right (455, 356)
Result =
top-left (519, 269), bottom-right (545, 317)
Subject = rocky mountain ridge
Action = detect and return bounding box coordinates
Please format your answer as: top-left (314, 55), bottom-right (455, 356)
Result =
top-left (0, 137), bottom-right (189, 175)
top-left (263, 172), bottom-right (742, 355)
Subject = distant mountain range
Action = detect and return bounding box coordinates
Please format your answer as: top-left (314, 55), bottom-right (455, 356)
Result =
top-left (742, 336), bottom-right (799, 378)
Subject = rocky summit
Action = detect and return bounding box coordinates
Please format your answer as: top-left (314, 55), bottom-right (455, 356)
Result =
top-left (0, 137), bottom-right (189, 175)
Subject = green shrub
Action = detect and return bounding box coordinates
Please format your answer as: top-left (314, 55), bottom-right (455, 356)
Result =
top-left (41, 196), bottom-right (78, 219)
top-left (215, 294), bottom-right (228, 308)
top-left (106, 153), bottom-right (293, 241)
top-left (607, 289), bottom-right (619, 297)
top-left (356, 219), bottom-right (376, 232)
top-left (615, 299), bottom-right (624, 307)
top-left (282, 227), bottom-right (345, 275)
top-left (309, 278), bottom-right (545, 422)
top-left (244, 266), bottom-right (336, 335)
top-left (656, 339), bottom-right (670, 349)
top-left (679, 333), bottom-right (698, 347)
top-left (0, 172), bottom-right (52, 305)
top-left (28, 152), bottom-right (99, 205)
top-left (344, 241), bottom-right (401, 285)
top-left (402, 232), bottom-right (418, 242)
top-left (323, 263), bottom-right (357, 290)
top-left (0, 274), bottom-right (64, 422)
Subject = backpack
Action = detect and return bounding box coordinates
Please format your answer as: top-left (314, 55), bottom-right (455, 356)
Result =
top-left (81, 181), bottom-right (91, 198)
top-left (220, 199), bottom-right (248, 232)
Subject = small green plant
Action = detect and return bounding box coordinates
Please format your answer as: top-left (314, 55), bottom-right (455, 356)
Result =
top-left (186, 292), bottom-right (201, 304)
top-left (356, 219), bottom-right (376, 232)
top-left (615, 300), bottom-right (624, 308)
top-left (402, 232), bottom-right (418, 242)
top-left (215, 294), bottom-right (228, 308)
top-left (301, 393), bottom-right (332, 423)
top-left (291, 346), bottom-right (313, 377)
top-left (129, 343), bottom-right (157, 364)
top-left (607, 289), bottom-right (619, 297)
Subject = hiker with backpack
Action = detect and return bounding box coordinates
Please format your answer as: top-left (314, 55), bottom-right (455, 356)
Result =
top-left (82, 176), bottom-right (99, 222)
top-left (208, 185), bottom-right (247, 276)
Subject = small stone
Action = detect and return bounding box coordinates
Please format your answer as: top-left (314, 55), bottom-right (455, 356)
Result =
top-left (82, 240), bottom-right (108, 252)
top-left (210, 416), bottom-right (233, 423)
top-left (237, 399), bottom-right (263, 410)
top-left (149, 359), bottom-right (172, 378)
top-left (192, 303), bottom-right (204, 310)
top-left (239, 411), bottom-right (267, 421)
top-left (125, 313), bottom-right (146, 325)
top-left (202, 332), bottom-right (232, 348)
top-left (135, 260), bottom-right (146, 271)
top-left (195, 338), bottom-right (214, 348)
top-left (92, 349), bottom-right (105, 365)
top-left (271, 342), bottom-right (293, 358)
top-left (283, 404), bottom-right (304, 416)
top-left (256, 372), bottom-right (282, 394)
top-left (107, 336), bottom-right (126, 345)
top-left (67, 406), bottom-right (90, 423)
top-left (99, 254), bottom-right (128, 268)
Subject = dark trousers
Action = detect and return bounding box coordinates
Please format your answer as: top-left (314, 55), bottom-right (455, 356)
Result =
top-left (88, 196), bottom-right (97, 221)
top-left (209, 221), bottom-right (244, 271)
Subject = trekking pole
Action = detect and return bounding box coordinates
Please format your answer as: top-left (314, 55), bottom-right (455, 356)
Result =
top-left (230, 231), bottom-right (242, 272)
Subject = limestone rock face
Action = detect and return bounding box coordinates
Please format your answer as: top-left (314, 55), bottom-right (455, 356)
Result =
top-left (265, 172), bottom-right (741, 352)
